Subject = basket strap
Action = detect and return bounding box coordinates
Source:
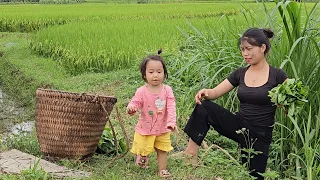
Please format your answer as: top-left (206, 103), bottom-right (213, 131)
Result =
top-left (115, 105), bottom-right (130, 156)
top-left (100, 102), bottom-right (119, 155)
top-left (109, 112), bottom-right (119, 155)
top-left (100, 103), bottom-right (130, 164)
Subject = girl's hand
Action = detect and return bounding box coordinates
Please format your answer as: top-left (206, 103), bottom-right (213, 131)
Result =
top-left (195, 89), bottom-right (209, 105)
top-left (167, 125), bottom-right (179, 133)
top-left (127, 106), bottom-right (138, 115)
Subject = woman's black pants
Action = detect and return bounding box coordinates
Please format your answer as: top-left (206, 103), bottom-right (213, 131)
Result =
top-left (184, 100), bottom-right (273, 180)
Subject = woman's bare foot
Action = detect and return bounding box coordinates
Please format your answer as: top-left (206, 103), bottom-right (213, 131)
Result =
top-left (169, 152), bottom-right (199, 166)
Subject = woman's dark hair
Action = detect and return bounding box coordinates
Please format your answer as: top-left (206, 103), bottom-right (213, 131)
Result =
top-left (238, 28), bottom-right (274, 54)
top-left (140, 49), bottom-right (168, 82)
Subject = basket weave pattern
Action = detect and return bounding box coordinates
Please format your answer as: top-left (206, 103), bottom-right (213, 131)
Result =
top-left (35, 88), bottom-right (117, 158)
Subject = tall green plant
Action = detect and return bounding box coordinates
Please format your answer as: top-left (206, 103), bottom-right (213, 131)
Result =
top-left (169, 0), bottom-right (320, 179)
top-left (168, 19), bottom-right (246, 118)
top-left (262, 0), bottom-right (320, 179)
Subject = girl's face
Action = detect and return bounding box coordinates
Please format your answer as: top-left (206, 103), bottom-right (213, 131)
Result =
top-left (240, 40), bottom-right (266, 65)
top-left (145, 60), bottom-right (165, 86)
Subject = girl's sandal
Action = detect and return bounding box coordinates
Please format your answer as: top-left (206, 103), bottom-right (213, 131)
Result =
top-left (159, 169), bottom-right (172, 178)
top-left (136, 155), bottom-right (148, 168)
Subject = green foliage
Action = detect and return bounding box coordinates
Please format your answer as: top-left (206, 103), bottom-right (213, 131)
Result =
top-left (0, 3), bottom-right (242, 32)
top-left (39, 0), bottom-right (85, 4)
top-left (0, 56), bottom-right (38, 107)
top-left (20, 159), bottom-right (52, 180)
top-left (0, 31), bottom-right (257, 179)
top-left (57, 158), bottom-right (87, 171)
top-left (258, 1), bottom-right (320, 178)
top-left (166, 16), bottom-right (249, 118)
top-left (97, 127), bottom-right (127, 156)
top-left (205, 129), bottom-right (238, 151)
top-left (259, 170), bottom-right (280, 180)
top-left (268, 78), bottom-right (309, 117)
top-left (198, 150), bottom-right (253, 179)
top-left (27, 4), bottom-right (241, 74)
top-left (0, 0), bottom-right (39, 3)
top-left (5, 130), bottom-right (41, 156)
top-left (0, 1), bottom-right (319, 179)
top-left (236, 128), bottom-right (263, 171)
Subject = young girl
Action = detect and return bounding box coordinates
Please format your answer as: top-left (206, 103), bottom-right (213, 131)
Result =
top-left (127, 49), bottom-right (178, 178)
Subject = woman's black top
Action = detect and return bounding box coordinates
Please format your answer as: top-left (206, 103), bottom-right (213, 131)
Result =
top-left (227, 65), bottom-right (288, 127)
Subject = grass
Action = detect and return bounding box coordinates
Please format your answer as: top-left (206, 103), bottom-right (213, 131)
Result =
top-left (2, 2), bottom-right (316, 76)
top-left (0, 3), bottom-right (248, 32)
top-left (30, 16), bottom-right (250, 75)
top-left (0, 2), bottom-right (276, 75)
top-left (0, 1), bottom-right (319, 179)
top-left (0, 32), bottom-right (253, 179)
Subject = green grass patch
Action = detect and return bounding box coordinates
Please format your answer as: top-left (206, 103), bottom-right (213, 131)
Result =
top-left (30, 16), bottom-right (250, 75)
top-left (0, 2), bottom-right (269, 32)
top-left (1, 1), bottom-right (319, 179)
top-left (0, 31), bottom-right (253, 180)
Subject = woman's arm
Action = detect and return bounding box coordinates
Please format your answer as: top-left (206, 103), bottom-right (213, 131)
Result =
top-left (195, 79), bottom-right (234, 104)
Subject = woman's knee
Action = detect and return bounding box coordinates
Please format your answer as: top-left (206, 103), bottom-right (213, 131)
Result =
top-left (200, 99), bottom-right (213, 107)
top-left (191, 100), bottom-right (215, 120)
top-left (198, 100), bottom-right (222, 116)
top-left (197, 100), bottom-right (216, 112)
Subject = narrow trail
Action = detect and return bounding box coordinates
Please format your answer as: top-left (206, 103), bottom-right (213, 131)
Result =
top-left (0, 86), bottom-right (34, 139)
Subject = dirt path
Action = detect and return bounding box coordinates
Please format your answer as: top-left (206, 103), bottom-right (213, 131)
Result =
top-left (0, 87), bottom-right (32, 134)
top-left (0, 87), bottom-right (34, 141)
top-left (0, 149), bottom-right (91, 178)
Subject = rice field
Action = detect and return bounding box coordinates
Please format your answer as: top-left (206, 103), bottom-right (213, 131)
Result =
top-left (0, 3), bottom-right (243, 32)
top-left (0, 1), bottom-right (319, 179)
top-left (30, 16), bottom-right (251, 74)
top-left (1, 2), bottom-right (316, 75)
top-left (0, 2), bottom-right (275, 74)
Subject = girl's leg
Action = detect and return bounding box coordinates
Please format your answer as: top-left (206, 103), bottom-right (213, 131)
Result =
top-left (136, 155), bottom-right (148, 168)
top-left (131, 132), bottom-right (155, 168)
top-left (155, 148), bottom-right (171, 177)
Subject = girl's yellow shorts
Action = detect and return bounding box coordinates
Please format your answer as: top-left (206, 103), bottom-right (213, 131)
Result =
top-left (130, 132), bottom-right (173, 156)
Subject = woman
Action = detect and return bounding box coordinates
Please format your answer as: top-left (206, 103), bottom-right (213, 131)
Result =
top-left (180, 28), bottom-right (287, 179)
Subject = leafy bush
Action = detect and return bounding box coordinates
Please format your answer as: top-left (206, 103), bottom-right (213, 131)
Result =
top-left (269, 78), bottom-right (309, 117)
top-left (97, 127), bottom-right (127, 156)
top-left (20, 159), bottom-right (53, 180)
top-left (5, 130), bottom-right (41, 157)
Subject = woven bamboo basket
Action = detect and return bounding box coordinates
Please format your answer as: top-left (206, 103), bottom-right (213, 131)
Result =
top-left (35, 88), bottom-right (117, 159)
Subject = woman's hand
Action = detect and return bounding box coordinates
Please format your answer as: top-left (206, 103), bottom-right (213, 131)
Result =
top-left (195, 89), bottom-right (209, 105)
top-left (194, 80), bottom-right (234, 105)
top-left (127, 106), bottom-right (138, 115)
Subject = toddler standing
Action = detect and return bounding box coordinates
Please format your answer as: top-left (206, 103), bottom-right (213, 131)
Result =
top-left (127, 49), bottom-right (177, 178)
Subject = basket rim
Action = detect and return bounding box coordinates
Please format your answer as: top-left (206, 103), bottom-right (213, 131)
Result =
top-left (36, 88), bottom-right (117, 104)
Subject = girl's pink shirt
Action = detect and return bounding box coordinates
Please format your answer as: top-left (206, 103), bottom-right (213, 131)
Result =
top-left (128, 84), bottom-right (176, 136)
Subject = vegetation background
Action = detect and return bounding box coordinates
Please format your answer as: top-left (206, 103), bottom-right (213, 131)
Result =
top-left (0, 0), bottom-right (319, 179)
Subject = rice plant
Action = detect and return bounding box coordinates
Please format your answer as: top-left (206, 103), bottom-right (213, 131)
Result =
top-left (0, 3), bottom-right (242, 32)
